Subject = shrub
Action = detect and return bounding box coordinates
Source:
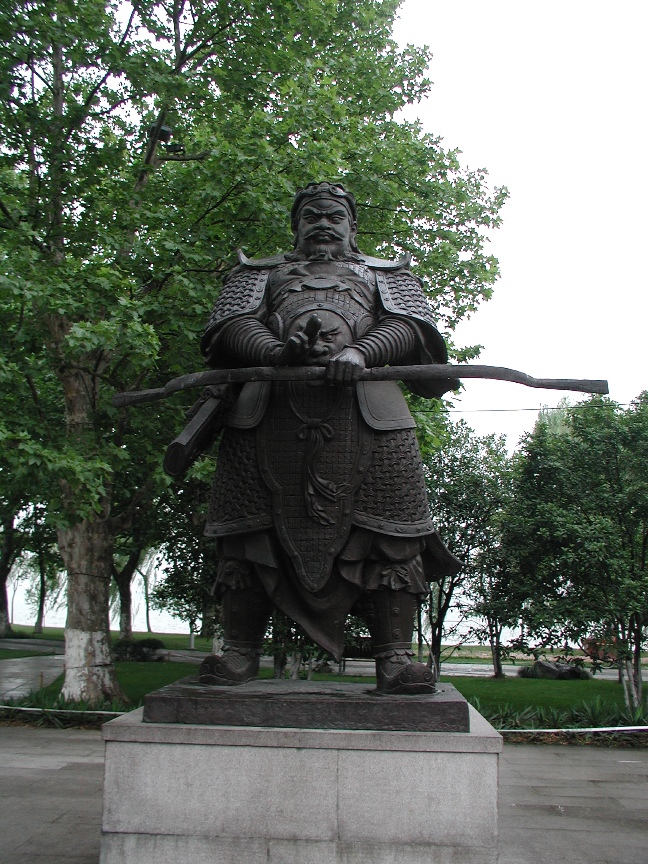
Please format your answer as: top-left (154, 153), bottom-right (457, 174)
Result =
top-left (518, 660), bottom-right (590, 680)
top-left (113, 638), bottom-right (167, 662)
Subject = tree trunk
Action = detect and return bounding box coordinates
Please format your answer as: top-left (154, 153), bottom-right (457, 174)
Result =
top-left (0, 605), bottom-right (12, 638)
top-left (489, 617), bottom-right (505, 678)
top-left (112, 549), bottom-right (141, 641)
top-left (33, 547), bottom-right (47, 634)
top-left (199, 592), bottom-right (215, 638)
top-left (58, 517), bottom-right (123, 702)
top-left (428, 604), bottom-right (442, 676)
top-left (622, 613), bottom-right (645, 713)
top-left (0, 515), bottom-right (17, 637)
top-left (141, 567), bottom-right (152, 632)
top-left (273, 652), bottom-right (287, 679)
top-left (416, 598), bottom-right (424, 663)
top-left (288, 651), bottom-right (302, 679)
top-left (118, 584), bottom-right (132, 641)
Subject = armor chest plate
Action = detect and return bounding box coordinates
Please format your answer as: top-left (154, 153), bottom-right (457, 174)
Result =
top-left (267, 261), bottom-right (377, 338)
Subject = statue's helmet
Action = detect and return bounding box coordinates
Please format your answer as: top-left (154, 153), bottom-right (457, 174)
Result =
top-left (290, 182), bottom-right (357, 230)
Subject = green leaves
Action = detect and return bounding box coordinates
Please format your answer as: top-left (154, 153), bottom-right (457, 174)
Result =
top-left (0, 0), bottom-right (505, 548)
top-left (504, 394), bottom-right (648, 709)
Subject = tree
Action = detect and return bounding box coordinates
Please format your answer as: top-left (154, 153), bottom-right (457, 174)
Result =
top-left (462, 541), bottom-right (520, 678)
top-left (151, 472), bottom-right (219, 639)
top-left (423, 419), bottom-right (510, 673)
top-left (20, 503), bottom-right (63, 633)
top-left (0, 0), bottom-right (505, 700)
top-left (506, 395), bottom-right (648, 711)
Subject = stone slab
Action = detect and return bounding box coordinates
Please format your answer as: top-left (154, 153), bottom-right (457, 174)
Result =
top-left (142, 676), bottom-right (470, 732)
top-left (100, 705), bottom-right (501, 864)
top-left (100, 835), bottom-right (497, 864)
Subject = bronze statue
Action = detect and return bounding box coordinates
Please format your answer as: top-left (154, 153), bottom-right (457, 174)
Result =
top-left (193, 182), bottom-right (461, 694)
top-left (113, 185), bottom-right (608, 696)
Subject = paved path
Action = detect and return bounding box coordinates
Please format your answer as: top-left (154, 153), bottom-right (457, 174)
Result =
top-left (498, 744), bottom-right (648, 864)
top-left (0, 656), bottom-right (65, 701)
top-left (0, 638), bottom-right (65, 654)
top-left (0, 726), bottom-right (646, 864)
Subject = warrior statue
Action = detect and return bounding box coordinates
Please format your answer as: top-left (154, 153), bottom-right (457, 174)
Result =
top-left (196, 182), bottom-right (461, 694)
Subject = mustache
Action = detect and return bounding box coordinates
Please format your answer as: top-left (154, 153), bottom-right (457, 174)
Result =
top-left (305, 226), bottom-right (344, 239)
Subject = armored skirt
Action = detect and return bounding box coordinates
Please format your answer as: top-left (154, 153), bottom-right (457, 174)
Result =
top-left (205, 379), bottom-right (457, 659)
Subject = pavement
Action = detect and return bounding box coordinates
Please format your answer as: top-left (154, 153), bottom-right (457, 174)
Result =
top-left (0, 655), bottom-right (65, 701)
top-left (0, 639), bottom-right (66, 701)
top-left (1, 642), bottom-right (647, 863)
top-left (0, 725), bottom-right (647, 864)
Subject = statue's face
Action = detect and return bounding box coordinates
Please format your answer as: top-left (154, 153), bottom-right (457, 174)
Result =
top-left (294, 198), bottom-right (356, 258)
top-left (289, 310), bottom-right (354, 364)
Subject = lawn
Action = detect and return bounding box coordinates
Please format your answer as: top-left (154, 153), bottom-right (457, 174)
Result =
top-left (30, 663), bottom-right (383, 707)
top-left (443, 675), bottom-right (626, 714)
top-left (11, 624), bottom-right (212, 652)
top-left (0, 648), bottom-right (55, 660)
top-left (16, 659), bottom-right (626, 712)
top-left (8, 625), bottom-right (646, 666)
top-left (8, 624), bottom-right (214, 653)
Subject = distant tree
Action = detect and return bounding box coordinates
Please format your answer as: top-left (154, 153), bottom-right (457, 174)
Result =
top-left (21, 504), bottom-right (63, 633)
top-left (151, 471), bottom-right (219, 638)
top-left (461, 542), bottom-right (520, 678)
top-left (506, 395), bottom-right (648, 711)
top-left (423, 419), bottom-right (511, 673)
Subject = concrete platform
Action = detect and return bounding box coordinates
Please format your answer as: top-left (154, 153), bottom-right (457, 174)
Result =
top-left (1, 726), bottom-right (647, 863)
top-left (101, 705), bottom-right (501, 863)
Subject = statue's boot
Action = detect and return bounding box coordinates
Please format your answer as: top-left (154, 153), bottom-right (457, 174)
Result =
top-left (199, 581), bottom-right (272, 686)
top-left (364, 589), bottom-right (435, 695)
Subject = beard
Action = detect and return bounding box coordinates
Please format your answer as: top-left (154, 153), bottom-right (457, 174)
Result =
top-left (297, 237), bottom-right (351, 260)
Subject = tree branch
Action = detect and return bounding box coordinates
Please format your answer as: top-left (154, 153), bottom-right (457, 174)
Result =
top-left (157, 150), bottom-right (209, 162)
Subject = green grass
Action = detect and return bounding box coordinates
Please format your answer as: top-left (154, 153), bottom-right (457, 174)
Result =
top-left (130, 633), bottom-right (213, 651)
top-left (0, 649), bottom-right (55, 660)
top-left (8, 624), bottom-right (214, 652)
top-left (116, 661), bottom-right (200, 702)
top-left (444, 675), bottom-right (626, 713)
top-left (5, 624), bottom-right (66, 641)
top-left (24, 663), bottom-right (627, 713)
top-left (17, 661), bottom-right (201, 708)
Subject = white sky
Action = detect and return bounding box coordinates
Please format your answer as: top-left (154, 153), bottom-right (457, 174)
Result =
top-left (394, 0), bottom-right (648, 447)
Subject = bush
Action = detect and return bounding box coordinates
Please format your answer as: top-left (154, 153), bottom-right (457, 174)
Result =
top-left (518, 660), bottom-right (590, 680)
top-left (113, 638), bottom-right (167, 662)
top-left (467, 695), bottom-right (648, 730)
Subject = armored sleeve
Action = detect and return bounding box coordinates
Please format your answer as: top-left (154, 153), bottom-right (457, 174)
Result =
top-left (210, 316), bottom-right (283, 367)
top-left (352, 317), bottom-right (417, 367)
top-left (374, 268), bottom-right (459, 398)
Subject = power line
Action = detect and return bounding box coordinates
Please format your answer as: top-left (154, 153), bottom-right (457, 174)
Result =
top-left (421, 403), bottom-right (633, 415)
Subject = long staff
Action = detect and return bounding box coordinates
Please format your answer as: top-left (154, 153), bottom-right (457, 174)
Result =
top-left (113, 364), bottom-right (609, 409)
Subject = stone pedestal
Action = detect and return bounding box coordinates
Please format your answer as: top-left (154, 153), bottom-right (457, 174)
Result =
top-left (100, 699), bottom-right (501, 864)
top-left (143, 677), bottom-right (471, 732)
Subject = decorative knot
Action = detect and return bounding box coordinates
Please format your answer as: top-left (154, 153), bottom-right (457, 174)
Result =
top-left (297, 420), bottom-right (334, 441)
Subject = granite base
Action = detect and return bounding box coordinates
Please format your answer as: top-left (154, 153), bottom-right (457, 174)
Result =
top-left (100, 702), bottom-right (501, 864)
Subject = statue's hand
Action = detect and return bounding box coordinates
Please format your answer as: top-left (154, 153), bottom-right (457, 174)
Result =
top-left (275, 314), bottom-right (322, 366)
top-left (326, 346), bottom-right (366, 384)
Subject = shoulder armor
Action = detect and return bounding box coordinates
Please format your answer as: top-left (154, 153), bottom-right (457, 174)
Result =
top-left (237, 249), bottom-right (289, 268)
top-left (201, 266), bottom-right (270, 353)
top-left (357, 252), bottom-right (411, 270)
top-left (237, 248), bottom-right (411, 270)
top-left (375, 269), bottom-right (441, 336)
